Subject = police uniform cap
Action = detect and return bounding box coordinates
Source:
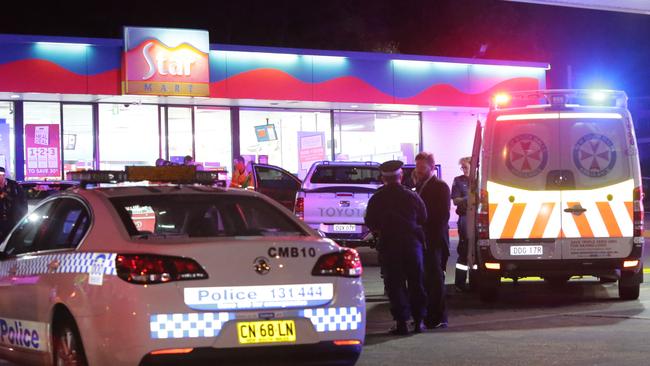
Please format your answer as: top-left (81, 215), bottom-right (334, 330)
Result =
top-left (379, 160), bottom-right (404, 176)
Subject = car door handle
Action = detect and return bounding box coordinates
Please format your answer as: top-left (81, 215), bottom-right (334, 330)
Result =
top-left (564, 206), bottom-right (587, 215)
top-left (47, 259), bottom-right (60, 272)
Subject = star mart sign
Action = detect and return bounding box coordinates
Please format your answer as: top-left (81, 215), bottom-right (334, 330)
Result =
top-left (122, 26), bottom-right (210, 97)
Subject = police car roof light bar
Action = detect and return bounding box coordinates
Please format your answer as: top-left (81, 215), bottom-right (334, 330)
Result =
top-left (67, 166), bottom-right (221, 188)
top-left (490, 89), bottom-right (628, 110)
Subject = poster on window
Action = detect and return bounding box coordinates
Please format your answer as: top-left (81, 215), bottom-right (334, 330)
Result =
top-left (25, 124), bottom-right (61, 179)
top-left (298, 132), bottom-right (326, 179)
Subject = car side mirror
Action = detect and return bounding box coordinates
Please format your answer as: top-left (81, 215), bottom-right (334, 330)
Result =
top-left (316, 229), bottom-right (327, 238)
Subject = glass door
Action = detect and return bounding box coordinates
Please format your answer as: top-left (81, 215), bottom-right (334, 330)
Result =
top-left (62, 104), bottom-right (94, 175)
top-left (166, 107), bottom-right (193, 164)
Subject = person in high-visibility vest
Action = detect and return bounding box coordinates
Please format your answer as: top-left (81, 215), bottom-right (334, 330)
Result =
top-left (452, 157), bottom-right (471, 291)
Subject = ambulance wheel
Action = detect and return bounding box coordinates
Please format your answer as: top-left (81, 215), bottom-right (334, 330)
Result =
top-left (618, 283), bottom-right (640, 300)
top-left (478, 271), bottom-right (500, 303)
top-left (53, 317), bottom-right (88, 366)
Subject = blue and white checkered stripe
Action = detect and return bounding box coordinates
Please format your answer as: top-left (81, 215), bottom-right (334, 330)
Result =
top-left (0, 252), bottom-right (117, 277)
top-left (150, 312), bottom-right (232, 339)
top-left (301, 307), bottom-right (362, 332)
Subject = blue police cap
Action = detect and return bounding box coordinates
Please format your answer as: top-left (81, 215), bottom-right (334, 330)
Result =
top-left (379, 160), bottom-right (404, 176)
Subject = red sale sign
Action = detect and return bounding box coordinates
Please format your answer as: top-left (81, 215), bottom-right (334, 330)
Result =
top-left (25, 124), bottom-right (61, 179)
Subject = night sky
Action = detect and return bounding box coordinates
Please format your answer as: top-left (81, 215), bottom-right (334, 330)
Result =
top-left (3, 0), bottom-right (650, 97)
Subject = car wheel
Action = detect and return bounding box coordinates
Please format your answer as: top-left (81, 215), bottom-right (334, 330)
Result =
top-left (478, 271), bottom-right (499, 303)
top-left (53, 318), bottom-right (88, 366)
top-left (618, 282), bottom-right (640, 300)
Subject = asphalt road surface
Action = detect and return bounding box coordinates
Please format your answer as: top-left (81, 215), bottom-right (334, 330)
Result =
top-left (2, 238), bottom-right (648, 366)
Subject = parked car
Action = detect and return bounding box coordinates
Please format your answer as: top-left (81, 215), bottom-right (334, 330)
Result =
top-left (0, 167), bottom-right (365, 366)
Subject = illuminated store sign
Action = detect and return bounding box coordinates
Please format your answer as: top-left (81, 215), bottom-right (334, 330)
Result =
top-left (122, 27), bottom-right (210, 97)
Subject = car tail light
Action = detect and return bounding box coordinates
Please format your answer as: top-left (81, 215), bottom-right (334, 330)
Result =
top-left (295, 194), bottom-right (305, 220)
top-left (312, 248), bottom-right (362, 277)
top-left (633, 186), bottom-right (644, 237)
top-left (116, 254), bottom-right (208, 284)
top-left (477, 189), bottom-right (490, 240)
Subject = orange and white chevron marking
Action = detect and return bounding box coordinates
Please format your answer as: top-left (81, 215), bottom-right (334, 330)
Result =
top-left (487, 179), bottom-right (634, 239)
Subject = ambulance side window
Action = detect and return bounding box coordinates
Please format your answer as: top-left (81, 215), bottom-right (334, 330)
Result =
top-left (40, 198), bottom-right (91, 251)
top-left (3, 200), bottom-right (57, 257)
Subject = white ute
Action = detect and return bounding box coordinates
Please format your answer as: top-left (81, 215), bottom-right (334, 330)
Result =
top-left (295, 162), bottom-right (382, 247)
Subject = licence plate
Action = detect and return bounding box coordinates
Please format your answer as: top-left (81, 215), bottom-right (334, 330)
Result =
top-left (510, 245), bottom-right (543, 256)
top-left (333, 224), bottom-right (356, 232)
top-left (237, 320), bottom-right (296, 344)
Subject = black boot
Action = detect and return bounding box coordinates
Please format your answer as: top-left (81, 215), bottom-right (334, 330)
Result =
top-left (389, 320), bottom-right (409, 335)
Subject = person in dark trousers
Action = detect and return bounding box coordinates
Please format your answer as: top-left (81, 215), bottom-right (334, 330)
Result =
top-left (365, 160), bottom-right (427, 335)
top-left (414, 152), bottom-right (450, 329)
top-left (452, 157), bottom-right (471, 291)
top-left (0, 167), bottom-right (27, 241)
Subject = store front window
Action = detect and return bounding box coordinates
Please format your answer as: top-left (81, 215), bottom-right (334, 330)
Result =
top-left (240, 109), bottom-right (332, 179)
top-left (99, 104), bottom-right (159, 170)
top-left (62, 104), bottom-right (94, 174)
top-left (333, 111), bottom-right (420, 163)
top-left (23, 102), bottom-right (62, 181)
top-left (0, 102), bottom-right (15, 178)
top-left (194, 107), bottom-right (232, 173)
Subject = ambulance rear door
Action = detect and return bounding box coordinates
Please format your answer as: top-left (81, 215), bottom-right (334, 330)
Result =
top-left (558, 111), bottom-right (636, 259)
top-left (486, 113), bottom-right (563, 260)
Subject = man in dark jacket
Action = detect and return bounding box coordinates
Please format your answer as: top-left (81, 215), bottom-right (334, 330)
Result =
top-left (414, 152), bottom-right (450, 329)
top-left (365, 160), bottom-right (427, 335)
top-left (0, 167), bottom-right (27, 241)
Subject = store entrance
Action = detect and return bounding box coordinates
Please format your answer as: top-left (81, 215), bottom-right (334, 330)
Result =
top-left (164, 106), bottom-right (193, 164)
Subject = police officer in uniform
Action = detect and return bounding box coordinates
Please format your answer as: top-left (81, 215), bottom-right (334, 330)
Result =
top-left (0, 167), bottom-right (27, 241)
top-left (365, 160), bottom-right (427, 335)
top-left (452, 157), bottom-right (471, 291)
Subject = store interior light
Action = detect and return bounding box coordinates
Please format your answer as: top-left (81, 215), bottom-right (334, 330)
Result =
top-left (350, 105), bottom-right (359, 108)
top-left (10, 94), bottom-right (20, 99)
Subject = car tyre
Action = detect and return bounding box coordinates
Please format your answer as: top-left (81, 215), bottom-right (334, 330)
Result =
top-left (618, 282), bottom-right (640, 300)
top-left (53, 316), bottom-right (88, 366)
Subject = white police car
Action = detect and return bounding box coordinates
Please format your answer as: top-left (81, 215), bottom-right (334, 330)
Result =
top-left (0, 167), bottom-right (365, 366)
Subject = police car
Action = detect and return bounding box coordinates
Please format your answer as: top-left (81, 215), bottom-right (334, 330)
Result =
top-left (467, 90), bottom-right (644, 302)
top-left (0, 167), bottom-right (365, 365)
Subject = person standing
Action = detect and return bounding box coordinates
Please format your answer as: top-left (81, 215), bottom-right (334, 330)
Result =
top-left (230, 156), bottom-right (254, 188)
top-left (0, 167), bottom-right (27, 241)
top-left (365, 160), bottom-right (427, 335)
top-left (452, 157), bottom-right (471, 291)
top-left (413, 152), bottom-right (450, 329)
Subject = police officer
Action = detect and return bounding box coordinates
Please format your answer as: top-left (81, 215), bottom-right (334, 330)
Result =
top-left (413, 152), bottom-right (450, 329)
top-left (452, 157), bottom-right (471, 291)
top-left (0, 167), bottom-right (27, 241)
top-left (365, 160), bottom-right (427, 335)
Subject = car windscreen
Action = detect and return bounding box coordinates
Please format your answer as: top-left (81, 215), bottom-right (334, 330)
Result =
top-left (110, 194), bottom-right (309, 239)
top-left (309, 166), bottom-right (381, 184)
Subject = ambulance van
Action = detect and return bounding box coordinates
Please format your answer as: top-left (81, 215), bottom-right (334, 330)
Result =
top-left (467, 90), bottom-right (644, 302)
